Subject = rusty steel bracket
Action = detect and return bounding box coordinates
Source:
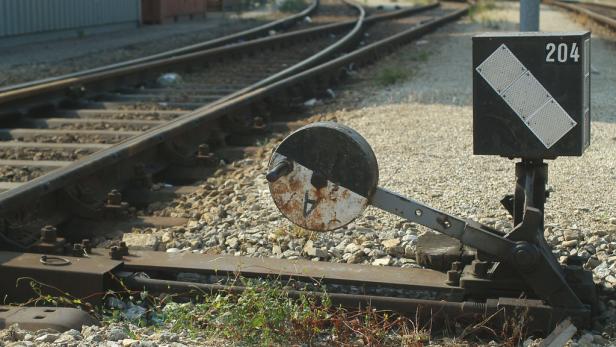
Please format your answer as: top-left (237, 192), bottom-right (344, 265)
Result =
top-left (0, 306), bottom-right (99, 332)
top-left (370, 181), bottom-right (588, 317)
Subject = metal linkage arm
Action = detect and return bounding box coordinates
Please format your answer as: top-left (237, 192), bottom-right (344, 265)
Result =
top-left (371, 187), bottom-right (517, 261)
top-left (371, 187), bottom-right (587, 311)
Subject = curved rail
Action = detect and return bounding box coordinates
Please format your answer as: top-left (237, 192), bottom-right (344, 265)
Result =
top-left (204, 0), bottom-right (366, 109)
top-left (0, 0), bottom-right (368, 207)
top-left (0, 2), bottom-right (462, 238)
top-left (0, 0), bottom-right (319, 94)
top-left (553, 0), bottom-right (616, 30)
top-left (0, 2), bottom-right (437, 118)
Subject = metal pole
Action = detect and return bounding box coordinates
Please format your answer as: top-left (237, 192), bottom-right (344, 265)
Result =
top-left (520, 0), bottom-right (540, 31)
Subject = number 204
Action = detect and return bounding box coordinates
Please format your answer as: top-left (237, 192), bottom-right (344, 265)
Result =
top-left (546, 42), bottom-right (580, 63)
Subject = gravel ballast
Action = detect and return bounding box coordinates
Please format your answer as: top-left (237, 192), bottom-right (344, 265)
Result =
top-left (1, 2), bottom-right (615, 346)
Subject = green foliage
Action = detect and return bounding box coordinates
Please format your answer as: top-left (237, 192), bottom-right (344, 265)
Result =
top-left (15, 275), bottom-right (531, 345)
top-left (279, 0), bottom-right (308, 13)
top-left (469, 0), bottom-right (497, 22)
top-left (412, 50), bottom-right (430, 62)
top-left (376, 66), bottom-right (411, 86)
top-left (160, 279), bottom-right (331, 345)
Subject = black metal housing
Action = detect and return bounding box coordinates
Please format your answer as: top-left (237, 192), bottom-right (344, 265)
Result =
top-left (473, 32), bottom-right (591, 158)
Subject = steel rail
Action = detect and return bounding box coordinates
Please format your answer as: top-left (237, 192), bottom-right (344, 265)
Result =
top-left (121, 275), bottom-right (493, 317)
top-left (0, 0), bottom-right (319, 94)
top-left (0, 3), bottom-right (437, 117)
top-left (0, 3), bottom-right (465, 233)
top-left (552, 0), bottom-right (616, 30)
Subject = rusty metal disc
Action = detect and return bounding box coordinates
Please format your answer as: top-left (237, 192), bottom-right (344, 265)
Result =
top-left (267, 122), bottom-right (378, 231)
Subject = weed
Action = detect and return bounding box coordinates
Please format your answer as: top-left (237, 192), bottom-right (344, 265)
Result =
top-left (14, 275), bottom-right (533, 345)
top-left (255, 136), bottom-right (271, 147)
top-left (410, 50), bottom-right (430, 62)
top-left (468, 0), bottom-right (497, 22)
top-left (273, 224), bottom-right (316, 241)
top-left (376, 66), bottom-right (411, 86)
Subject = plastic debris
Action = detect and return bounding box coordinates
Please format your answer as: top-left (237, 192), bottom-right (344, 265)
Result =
top-left (304, 98), bottom-right (318, 107)
top-left (106, 297), bottom-right (126, 310)
top-left (157, 73), bottom-right (183, 87)
top-left (326, 89), bottom-right (336, 98)
top-left (123, 303), bottom-right (147, 321)
top-left (304, 16), bottom-right (312, 23)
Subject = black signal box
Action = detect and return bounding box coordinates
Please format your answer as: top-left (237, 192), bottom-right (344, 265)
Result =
top-left (472, 32), bottom-right (591, 158)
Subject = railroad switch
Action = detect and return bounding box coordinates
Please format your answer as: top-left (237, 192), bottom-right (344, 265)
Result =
top-left (266, 32), bottom-right (596, 329)
top-left (267, 120), bottom-right (596, 329)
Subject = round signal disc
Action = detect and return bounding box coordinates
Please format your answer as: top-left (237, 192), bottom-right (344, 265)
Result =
top-left (267, 122), bottom-right (379, 231)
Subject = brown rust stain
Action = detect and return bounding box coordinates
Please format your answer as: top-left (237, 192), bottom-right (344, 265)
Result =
top-left (269, 172), bottom-right (351, 231)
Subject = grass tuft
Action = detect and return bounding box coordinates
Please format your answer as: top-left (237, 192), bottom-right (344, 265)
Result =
top-left (16, 275), bottom-right (534, 345)
top-left (468, 0), bottom-right (497, 22)
top-left (376, 66), bottom-right (411, 86)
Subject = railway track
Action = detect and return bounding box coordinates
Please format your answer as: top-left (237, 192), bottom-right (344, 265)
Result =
top-left (0, 1), bottom-right (457, 243)
top-left (6, 1), bottom-right (575, 337)
top-left (553, 0), bottom-right (616, 30)
top-left (0, 0), bottom-right (603, 338)
top-left (0, 0), bottom-right (320, 92)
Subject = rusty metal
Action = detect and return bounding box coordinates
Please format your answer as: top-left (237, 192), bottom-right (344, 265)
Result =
top-left (81, 239), bottom-right (92, 253)
top-left (109, 246), bottom-right (123, 260)
top-left (71, 244), bottom-right (85, 257)
top-left (0, 306), bottom-right (99, 332)
top-left (31, 226), bottom-right (66, 255)
top-left (267, 122), bottom-right (379, 231)
top-left (118, 242), bottom-right (129, 256)
top-left (39, 255), bottom-right (71, 266)
top-left (106, 189), bottom-right (123, 206)
top-left (196, 143), bottom-right (216, 165)
top-left (115, 249), bottom-right (462, 296)
top-left (0, 251), bottom-right (121, 304)
top-left (415, 233), bottom-right (474, 271)
top-left (446, 268), bottom-right (460, 286)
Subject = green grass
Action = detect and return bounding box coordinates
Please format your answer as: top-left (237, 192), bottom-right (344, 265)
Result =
top-left (410, 50), bottom-right (430, 62)
top-left (18, 275), bottom-right (532, 346)
top-left (160, 280), bottom-right (331, 344)
top-left (376, 66), bottom-right (412, 86)
top-left (373, 49), bottom-right (430, 86)
top-left (468, 0), bottom-right (497, 22)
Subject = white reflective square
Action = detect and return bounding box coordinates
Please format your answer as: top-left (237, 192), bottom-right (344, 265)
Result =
top-left (502, 71), bottom-right (551, 121)
top-left (476, 44), bottom-right (526, 94)
top-left (527, 99), bottom-right (577, 149)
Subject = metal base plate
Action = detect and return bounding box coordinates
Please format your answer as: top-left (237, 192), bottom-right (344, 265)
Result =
top-left (0, 306), bottom-right (98, 332)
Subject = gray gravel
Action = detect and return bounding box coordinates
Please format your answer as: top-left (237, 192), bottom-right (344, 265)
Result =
top-left (0, 322), bottom-right (227, 347)
top-left (0, 11), bottom-right (287, 87)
